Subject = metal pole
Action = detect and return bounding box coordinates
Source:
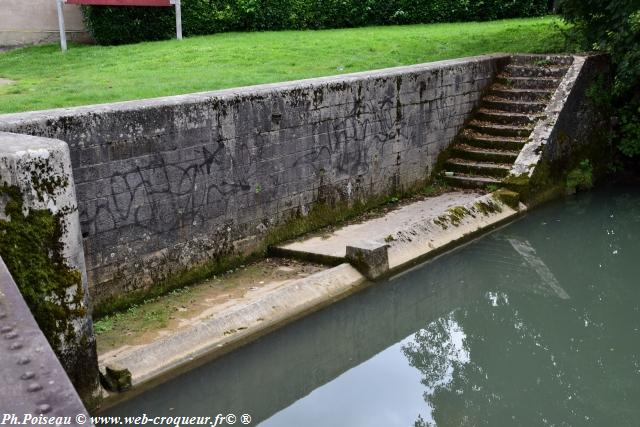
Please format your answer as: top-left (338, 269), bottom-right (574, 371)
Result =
top-left (175, 0), bottom-right (182, 40)
top-left (56, 0), bottom-right (68, 51)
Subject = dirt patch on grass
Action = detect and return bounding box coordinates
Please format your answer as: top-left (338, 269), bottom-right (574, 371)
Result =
top-left (95, 258), bottom-right (325, 355)
top-left (0, 78), bottom-right (15, 86)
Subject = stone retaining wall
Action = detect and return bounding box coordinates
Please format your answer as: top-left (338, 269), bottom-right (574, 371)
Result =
top-left (0, 54), bottom-right (509, 303)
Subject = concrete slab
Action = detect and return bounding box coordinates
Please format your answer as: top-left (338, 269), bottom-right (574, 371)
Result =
top-left (385, 193), bottom-right (521, 270)
top-left (278, 192), bottom-right (482, 260)
top-left (98, 263), bottom-right (366, 392)
top-left (277, 191), bottom-right (522, 273)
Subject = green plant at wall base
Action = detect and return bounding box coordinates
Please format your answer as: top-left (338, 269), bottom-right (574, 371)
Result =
top-left (566, 159), bottom-right (594, 193)
top-left (0, 186), bottom-right (85, 352)
top-left (93, 318), bottom-right (114, 334)
top-left (93, 252), bottom-right (259, 318)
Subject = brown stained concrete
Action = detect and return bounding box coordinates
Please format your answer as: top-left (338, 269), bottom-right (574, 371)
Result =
top-left (277, 191), bottom-right (522, 273)
top-left (98, 263), bottom-right (365, 404)
top-left (279, 192), bottom-right (482, 260)
top-left (96, 258), bottom-right (325, 355)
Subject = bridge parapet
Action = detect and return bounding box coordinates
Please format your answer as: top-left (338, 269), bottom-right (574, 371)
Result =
top-left (0, 255), bottom-right (92, 420)
top-left (0, 132), bottom-right (99, 406)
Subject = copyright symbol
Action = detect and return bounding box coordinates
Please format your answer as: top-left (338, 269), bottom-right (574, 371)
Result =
top-left (226, 414), bottom-right (236, 425)
top-left (76, 414), bottom-right (87, 424)
top-left (241, 414), bottom-right (251, 425)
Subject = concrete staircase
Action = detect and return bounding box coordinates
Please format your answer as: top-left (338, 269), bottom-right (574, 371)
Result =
top-left (443, 56), bottom-right (572, 189)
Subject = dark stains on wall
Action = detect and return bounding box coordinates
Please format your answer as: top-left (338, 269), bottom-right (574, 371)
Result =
top-left (0, 57), bottom-right (504, 305)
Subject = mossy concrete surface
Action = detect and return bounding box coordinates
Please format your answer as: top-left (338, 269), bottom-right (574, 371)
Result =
top-left (0, 131), bottom-right (99, 405)
top-left (94, 188), bottom-right (522, 404)
top-left (94, 258), bottom-right (325, 355)
top-left (276, 190), bottom-right (522, 278)
top-left (276, 192), bottom-right (480, 260)
top-left (0, 256), bottom-right (91, 421)
top-left (97, 263), bottom-right (365, 400)
top-left (506, 54), bottom-right (613, 205)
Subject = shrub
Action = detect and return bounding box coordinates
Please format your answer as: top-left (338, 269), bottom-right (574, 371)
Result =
top-left (566, 159), bottom-right (594, 193)
top-left (82, 0), bottom-right (551, 45)
top-left (558, 0), bottom-right (640, 161)
top-left (81, 5), bottom-right (175, 45)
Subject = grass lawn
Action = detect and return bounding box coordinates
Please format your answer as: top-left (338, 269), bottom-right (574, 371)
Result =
top-left (0, 16), bottom-right (568, 114)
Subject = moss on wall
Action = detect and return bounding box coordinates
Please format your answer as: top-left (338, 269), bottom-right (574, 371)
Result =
top-left (92, 177), bottom-right (451, 318)
top-left (566, 159), bottom-right (594, 193)
top-left (492, 189), bottom-right (520, 209)
top-left (0, 185), bottom-right (85, 353)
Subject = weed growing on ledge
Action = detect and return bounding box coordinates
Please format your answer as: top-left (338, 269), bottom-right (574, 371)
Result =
top-left (566, 159), bottom-right (594, 194)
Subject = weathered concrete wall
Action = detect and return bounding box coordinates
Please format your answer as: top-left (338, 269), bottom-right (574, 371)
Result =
top-left (0, 256), bottom-right (93, 419)
top-left (0, 132), bottom-right (99, 403)
top-left (0, 0), bottom-right (90, 47)
top-left (510, 54), bottom-right (612, 186)
top-left (0, 55), bottom-right (509, 304)
top-left (537, 54), bottom-right (611, 172)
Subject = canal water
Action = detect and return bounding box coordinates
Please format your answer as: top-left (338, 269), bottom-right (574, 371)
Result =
top-left (104, 185), bottom-right (640, 426)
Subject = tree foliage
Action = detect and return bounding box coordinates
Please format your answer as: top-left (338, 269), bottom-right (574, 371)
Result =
top-left (559, 0), bottom-right (640, 158)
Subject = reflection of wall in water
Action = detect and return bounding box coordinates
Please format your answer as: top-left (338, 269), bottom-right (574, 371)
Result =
top-left (106, 247), bottom-right (483, 423)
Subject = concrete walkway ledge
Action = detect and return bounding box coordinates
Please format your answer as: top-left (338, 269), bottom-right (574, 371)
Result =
top-left (386, 192), bottom-right (522, 273)
top-left (277, 191), bottom-right (523, 278)
top-left (98, 263), bottom-right (366, 402)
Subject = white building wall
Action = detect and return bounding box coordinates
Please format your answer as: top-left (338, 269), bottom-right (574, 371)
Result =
top-left (1, 0), bottom-right (90, 47)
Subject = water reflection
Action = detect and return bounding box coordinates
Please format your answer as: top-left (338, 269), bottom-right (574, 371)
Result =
top-left (105, 186), bottom-right (640, 426)
top-left (402, 315), bottom-right (470, 426)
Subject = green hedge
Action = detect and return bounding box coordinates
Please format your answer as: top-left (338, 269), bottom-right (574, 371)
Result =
top-left (82, 0), bottom-right (552, 45)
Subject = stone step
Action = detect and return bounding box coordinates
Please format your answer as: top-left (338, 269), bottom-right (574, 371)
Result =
top-left (460, 130), bottom-right (528, 150)
top-left (496, 76), bottom-right (561, 90)
top-left (504, 64), bottom-right (569, 78)
top-left (451, 144), bottom-right (520, 163)
top-left (475, 108), bottom-right (542, 126)
top-left (445, 158), bottom-right (511, 178)
top-left (467, 120), bottom-right (532, 138)
top-left (482, 97), bottom-right (547, 114)
top-left (489, 86), bottom-right (554, 102)
top-left (443, 173), bottom-right (502, 189)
